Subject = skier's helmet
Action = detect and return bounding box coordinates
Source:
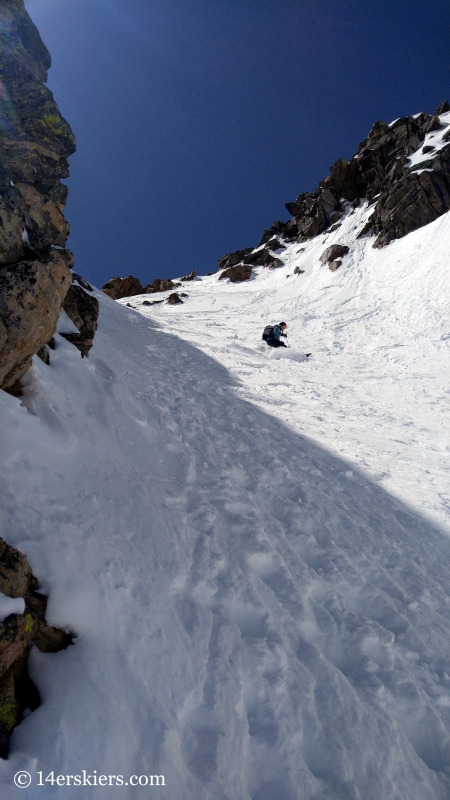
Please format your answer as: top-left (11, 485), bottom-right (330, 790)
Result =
top-left (279, 321), bottom-right (287, 329)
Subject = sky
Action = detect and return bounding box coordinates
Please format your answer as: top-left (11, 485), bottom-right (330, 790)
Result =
top-left (25, 0), bottom-right (450, 289)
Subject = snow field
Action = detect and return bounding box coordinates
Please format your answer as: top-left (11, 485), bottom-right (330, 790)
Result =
top-left (0, 207), bottom-right (449, 798)
top-left (131, 203), bottom-right (450, 535)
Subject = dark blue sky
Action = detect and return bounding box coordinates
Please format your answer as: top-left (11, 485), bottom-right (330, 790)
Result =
top-left (25, 0), bottom-right (450, 288)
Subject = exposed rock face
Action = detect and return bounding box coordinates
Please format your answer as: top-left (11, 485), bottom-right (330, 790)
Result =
top-left (320, 244), bottom-right (349, 264)
top-left (0, 537), bottom-right (73, 758)
top-left (219, 264), bottom-right (252, 282)
top-left (283, 103), bottom-right (450, 248)
top-left (243, 248), bottom-right (283, 269)
top-left (218, 248), bottom-right (253, 271)
top-left (216, 101), bottom-right (450, 269)
top-left (0, 0), bottom-right (76, 390)
top-left (0, 250), bottom-right (73, 389)
top-left (61, 278), bottom-right (99, 358)
top-left (102, 275), bottom-right (143, 299)
top-left (370, 151), bottom-right (450, 247)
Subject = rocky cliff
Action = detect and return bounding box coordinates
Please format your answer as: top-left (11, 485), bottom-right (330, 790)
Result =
top-left (0, 0), bottom-right (98, 392)
top-left (219, 101), bottom-right (450, 275)
top-left (0, 1), bottom-right (92, 757)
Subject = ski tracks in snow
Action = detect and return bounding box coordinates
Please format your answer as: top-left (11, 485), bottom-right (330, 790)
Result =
top-left (42, 301), bottom-right (450, 798)
top-left (2, 244), bottom-right (450, 798)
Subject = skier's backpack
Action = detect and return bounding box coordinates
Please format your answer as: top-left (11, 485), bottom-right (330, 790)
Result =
top-left (262, 325), bottom-right (274, 341)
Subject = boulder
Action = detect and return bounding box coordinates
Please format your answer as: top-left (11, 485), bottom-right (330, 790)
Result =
top-left (61, 283), bottom-right (99, 358)
top-left (320, 244), bottom-right (349, 264)
top-left (329, 261), bottom-right (342, 271)
top-left (294, 266), bottom-right (305, 275)
top-left (167, 292), bottom-right (183, 304)
top-left (102, 275), bottom-right (143, 299)
top-left (218, 264), bottom-right (252, 282)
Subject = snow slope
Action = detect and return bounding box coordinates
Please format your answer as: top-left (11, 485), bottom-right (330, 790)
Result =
top-left (1, 208), bottom-right (450, 799)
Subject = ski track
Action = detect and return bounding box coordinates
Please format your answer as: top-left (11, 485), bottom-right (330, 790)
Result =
top-left (133, 203), bottom-right (450, 536)
top-left (0, 210), bottom-right (450, 798)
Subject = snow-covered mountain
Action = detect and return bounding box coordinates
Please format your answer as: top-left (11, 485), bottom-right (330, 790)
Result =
top-left (2, 148), bottom-right (450, 799)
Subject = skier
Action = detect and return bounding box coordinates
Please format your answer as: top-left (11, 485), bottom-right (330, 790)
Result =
top-left (262, 321), bottom-right (288, 348)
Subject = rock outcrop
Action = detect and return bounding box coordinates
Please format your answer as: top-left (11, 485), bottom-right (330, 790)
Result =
top-left (217, 101), bottom-right (450, 269)
top-left (102, 275), bottom-right (143, 299)
top-left (285, 103), bottom-right (450, 248)
top-left (0, 0), bottom-right (77, 390)
top-left (218, 249), bottom-right (253, 271)
top-left (0, 537), bottom-right (73, 758)
top-left (0, 250), bottom-right (73, 388)
top-left (147, 278), bottom-right (180, 293)
top-left (61, 275), bottom-right (99, 358)
top-left (180, 269), bottom-right (197, 281)
top-left (219, 264), bottom-right (252, 282)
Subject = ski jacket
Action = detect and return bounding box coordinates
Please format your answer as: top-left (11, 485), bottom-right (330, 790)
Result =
top-left (272, 325), bottom-right (282, 340)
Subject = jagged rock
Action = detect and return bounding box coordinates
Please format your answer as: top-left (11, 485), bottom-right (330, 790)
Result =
top-left (61, 282), bottom-right (99, 357)
top-left (320, 244), bottom-right (349, 264)
top-left (243, 248), bottom-right (283, 268)
top-left (0, 250), bottom-right (73, 390)
top-left (217, 103), bottom-right (450, 273)
top-left (257, 221), bottom-right (289, 247)
top-left (436, 100), bottom-right (450, 114)
top-left (294, 266), bottom-right (305, 275)
top-left (266, 237), bottom-right (286, 251)
top-left (371, 160), bottom-right (450, 247)
top-left (72, 272), bottom-right (93, 292)
top-left (218, 264), bottom-right (252, 282)
top-left (218, 248), bottom-right (253, 270)
top-left (167, 292), bottom-right (183, 304)
top-left (180, 270), bottom-right (197, 281)
top-left (102, 275), bottom-right (143, 299)
top-left (0, 537), bottom-right (73, 758)
top-left (36, 343), bottom-right (49, 364)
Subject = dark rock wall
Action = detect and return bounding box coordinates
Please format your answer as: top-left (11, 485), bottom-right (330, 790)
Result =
top-left (218, 103), bottom-right (450, 269)
top-left (0, 0), bottom-right (76, 389)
